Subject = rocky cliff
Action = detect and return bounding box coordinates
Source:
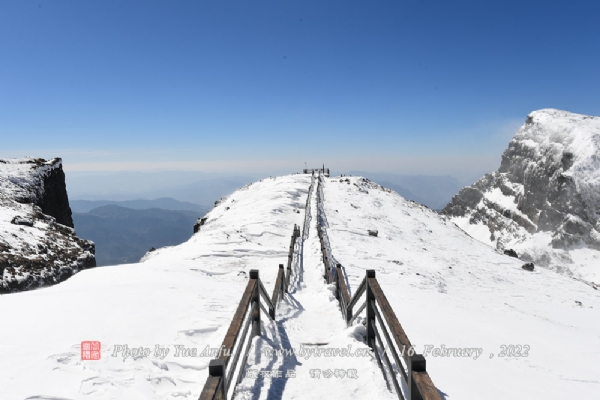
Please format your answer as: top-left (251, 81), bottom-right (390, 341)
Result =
top-left (443, 109), bottom-right (600, 284)
top-left (0, 157), bottom-right (95, 293)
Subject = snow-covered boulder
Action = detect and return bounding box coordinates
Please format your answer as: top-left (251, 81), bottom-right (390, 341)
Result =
top-left (443, 109), bottom-right (600, 284)
top-left (0, 157), bottom-right (95, 293)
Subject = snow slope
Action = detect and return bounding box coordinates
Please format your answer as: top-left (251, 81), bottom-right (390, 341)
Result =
top-left (0, 172), bottom-right (598, 400)
top-left (0, 175), bottom-right (308, 399)
top-left (323, 176), bottom-right (600, 399)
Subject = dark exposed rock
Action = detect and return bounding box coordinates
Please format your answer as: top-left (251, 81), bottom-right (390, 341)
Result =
top-left (442, 109), bottom-right (600, 273)
top-left (37, 162), bottom-right (74, 227)
top-left (0, 157), bottom-right (95, 293)
top-left (11, 216), bottom-right (34, 227)
top-left (522, 263), bottom-right (535, 271)
top-left (194, 217), bottom-right (208, 234)
top-left (504, 249), bottom-right (518, 258)
top-left (368, 229), bottom-right (378, 237)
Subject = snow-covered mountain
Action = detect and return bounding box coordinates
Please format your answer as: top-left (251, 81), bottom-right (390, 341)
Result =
top-left (443, 109), bottom-right (600, 285)
top-left (0, 173), bottom-right (597, 400)
top-left (0, 157), bottom-right (95, 293)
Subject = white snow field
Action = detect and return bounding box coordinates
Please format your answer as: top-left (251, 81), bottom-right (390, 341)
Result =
top-left (0, 175), bottom-right (308, 399)
top-left (322, 176), bottom-right (600, 399)
top-left (0, 173), bottom-right (599, 399)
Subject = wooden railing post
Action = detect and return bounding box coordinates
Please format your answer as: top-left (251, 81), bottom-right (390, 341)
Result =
top-left (336, 263), bottom-right (352, 323)
top-left (334, 267), bottom-right (340, 301)
top-left (408, 354), bottom-right (427, 400)
top-left (250, 270), bottom-right (261, 337)
top-left (280, 263), bottom-right (285, 294)
top-left (366, 269), bottom-right (376, 350)
top-left (286, 224), bottom-right (299, 292)
top-left (209, 358), bottom-right (226, 400)
top-left (270, 264), bottom-right (284, 319)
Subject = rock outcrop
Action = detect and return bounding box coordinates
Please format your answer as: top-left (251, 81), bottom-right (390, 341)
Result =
top-left (443, 109), bottom-right (600, 283)
top-left (0, 157), bottom-right (95, 293)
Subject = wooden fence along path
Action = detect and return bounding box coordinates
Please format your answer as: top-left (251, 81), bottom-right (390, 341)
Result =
top-left (199, 225), bottom-right (301, 400)
top-left (199, 173), bottom-right (441, 400)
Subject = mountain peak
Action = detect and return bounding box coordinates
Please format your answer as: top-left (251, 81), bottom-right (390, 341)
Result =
top-left (443, 110), bottom-right (600, 284)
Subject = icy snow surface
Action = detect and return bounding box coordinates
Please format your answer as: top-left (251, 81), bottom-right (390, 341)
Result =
top-left (0, 173), bottom-right (598, 399)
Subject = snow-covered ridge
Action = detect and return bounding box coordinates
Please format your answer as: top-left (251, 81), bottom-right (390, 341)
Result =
top-left (0, 173), bottom-right (598, 399)
top-left (0, 157), bottom-right (95, 293)
top-left (443, 109), bottom-right (600, 284)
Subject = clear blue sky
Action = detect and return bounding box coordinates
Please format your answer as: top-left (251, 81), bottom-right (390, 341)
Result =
top-left (1, 0), bottom-right (599, 180)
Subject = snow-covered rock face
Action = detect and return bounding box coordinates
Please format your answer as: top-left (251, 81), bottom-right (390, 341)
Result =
top-left (0, 157), bottom-right (95, 293)
top-left (443, 109), bottom-right (600, 283)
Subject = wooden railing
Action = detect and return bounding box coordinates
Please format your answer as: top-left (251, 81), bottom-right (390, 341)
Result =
top-left (201, 174), bottom-right (440, 399)
top-left (199, 224), bottom-right (301, 400)
top-left (315, 175), bottom-right (441, 400)
top-left (302, 174), bottom-right (316, 240)
top-left (282, 224), bottom-right (300, 302)
top-left (315, 174), bottom-right (338, 283)
top-left (346, 270), bottom-right (441, 400)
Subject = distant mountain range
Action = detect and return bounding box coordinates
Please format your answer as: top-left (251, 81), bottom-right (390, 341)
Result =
top-left (66, 171), bottom-right (259, 206)
top-left (66, 171), bottom-right (468, 212)
top-left (70, 197), bottom-right (209, 213)
top-left (73, 204), bottom-right (205, 266)
top-left (67, 171), bottom-right (472, 212)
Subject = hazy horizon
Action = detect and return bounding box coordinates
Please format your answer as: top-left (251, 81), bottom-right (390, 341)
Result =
top-left (64, 168), bottom-right (468, 212)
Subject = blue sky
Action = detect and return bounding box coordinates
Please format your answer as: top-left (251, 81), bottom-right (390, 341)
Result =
top-left (1, 0), bottom-right (599, 181)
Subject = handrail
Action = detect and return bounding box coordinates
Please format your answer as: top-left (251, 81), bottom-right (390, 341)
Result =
top-left (335, 263), bottom-right (351, 322)
top-left (317, 225), bottom-right (335, 283)
top-left (345, 271), bottom-right (441, 400)
top-left (199, 271), bottom-right (261, 400)
top-left (347, 276), bottom-right (367, 311)
top-left (285, 224), bottom-right (301, 292)
top-left (271, 264), bottom-right (285, 318)
top-left (302, 175), bottom-right (316, 240)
